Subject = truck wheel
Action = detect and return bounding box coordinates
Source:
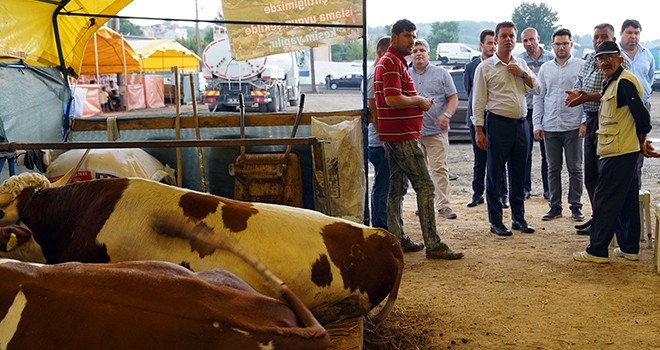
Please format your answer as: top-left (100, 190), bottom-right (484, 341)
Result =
top-left (330, 83), bottom-right (338, 90)
top-left (259, 103), bottom-right (268, 112)
top-left (268, 87), bottom-right (280, 112)
top-left (280, 86), bottom-right (287, 110)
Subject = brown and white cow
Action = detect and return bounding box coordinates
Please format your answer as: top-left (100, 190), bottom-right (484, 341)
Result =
top-left (0, 173), bottom-right (403, 324)
top-left (0, 258), bottom-right (329, 349)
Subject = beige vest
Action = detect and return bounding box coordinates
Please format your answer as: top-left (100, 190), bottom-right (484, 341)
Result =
top-left (596, 70), bottom-right (643, 158)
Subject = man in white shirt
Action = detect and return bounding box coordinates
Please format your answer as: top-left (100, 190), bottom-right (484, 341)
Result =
top-left (532, 28), bottom-right (586, 222)
top-left (472, 21), bottom-right (541, 236)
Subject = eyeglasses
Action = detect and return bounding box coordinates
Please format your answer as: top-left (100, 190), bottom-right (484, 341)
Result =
top-left (552, 42), bottom-right (571, 47)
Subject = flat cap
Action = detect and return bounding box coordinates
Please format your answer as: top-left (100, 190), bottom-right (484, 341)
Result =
top-left (594, 41), bottom-right (620, 57)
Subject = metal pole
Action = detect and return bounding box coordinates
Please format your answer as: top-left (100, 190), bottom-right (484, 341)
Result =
top-left (93, 32), bottom-right (100, 83)
top-left (120, 33), bottom-right (130, 111)
top-left (361, 0), bottom-right (369, 225)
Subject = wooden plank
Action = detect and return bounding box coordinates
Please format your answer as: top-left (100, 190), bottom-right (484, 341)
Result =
top-left (71, 110), bottom-right (363, 132)
top-left (326, 317), bottom-right (364, 350)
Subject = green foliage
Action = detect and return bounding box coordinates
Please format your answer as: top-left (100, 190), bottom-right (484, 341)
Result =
top-left (119, 19), bottom-right (143, 36)
top-left (176, 26), bottom-right (214, 55)
top-left (426, 21), bottom-right (459, 54)
top-left (331, 39), bottom-right (365, 61)
top-left (459, 21), bottom-right (498, 46)
top-left (511, 2), bottom-right (558, 46)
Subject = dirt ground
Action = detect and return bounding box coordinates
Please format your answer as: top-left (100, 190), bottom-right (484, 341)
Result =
top-left (113, 89), bottom-right (660, 349)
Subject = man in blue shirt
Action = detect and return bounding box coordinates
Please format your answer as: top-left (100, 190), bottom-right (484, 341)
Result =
top-left (532, 28), bottom-right (585, 222)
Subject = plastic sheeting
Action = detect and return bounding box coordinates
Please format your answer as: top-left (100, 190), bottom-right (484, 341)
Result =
top-left (0, 61), bottom-right (68, 142)
top-left (0, 0), bottom-right (132, 72)
top-left (78, 27), bottom-right (141, 75)
top-left (129, 39), bottom-right (201, 72)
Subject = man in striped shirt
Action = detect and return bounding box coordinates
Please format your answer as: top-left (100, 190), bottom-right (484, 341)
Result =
top-left (374, 19), bottom-right (463, 260)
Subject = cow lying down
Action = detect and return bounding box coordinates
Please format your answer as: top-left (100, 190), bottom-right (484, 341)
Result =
top-left (0, 173), bottom-right (404, 324)
top-left (0, 258), bottom-right (329, 350)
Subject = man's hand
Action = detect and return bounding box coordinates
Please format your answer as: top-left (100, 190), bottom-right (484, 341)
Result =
top-left (436, 115), bottom-right (450, 131)
top-left (419, 97), bottom-right (433, 111)
top-left (641, 140), bottom-right (660, 158)
top-left (476, 126), bottom-right (487, 150)
top-left (578, 123), bottom-right (586, 137)
top-left (565, 90), bottom-right (585, 107)
top-left (507, 63), bottom-right (524, 78)
top-left (533, 130), bottom-right (543, 141)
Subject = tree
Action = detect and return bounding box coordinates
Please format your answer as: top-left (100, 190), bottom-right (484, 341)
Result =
top-left (427, 21), bottom-right (459, 54)
top-left (511, 2), bottom-right (558, 46)
top-left (330, 40), bottom-right (363, 62)
top-left (119, 19), bottom-right (143, 36)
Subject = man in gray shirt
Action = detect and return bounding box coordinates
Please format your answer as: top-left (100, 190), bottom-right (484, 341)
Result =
top-left (409, 38), bottom-right (459, 220)
top-left (519, 27), bottom-right (554, 201)
top-left (532, 28), bottom-right (585, 222)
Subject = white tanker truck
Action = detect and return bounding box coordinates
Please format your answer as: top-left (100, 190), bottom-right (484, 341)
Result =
top-left (202, 26), bottom-right (301, 112)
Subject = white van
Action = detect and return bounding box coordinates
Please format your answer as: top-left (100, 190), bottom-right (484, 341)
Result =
top-left (436, 43), bottom-right (480, 64)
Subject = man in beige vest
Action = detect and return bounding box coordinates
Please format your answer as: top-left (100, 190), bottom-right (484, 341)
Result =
top-left (572, 41), bottom-right (652, 264)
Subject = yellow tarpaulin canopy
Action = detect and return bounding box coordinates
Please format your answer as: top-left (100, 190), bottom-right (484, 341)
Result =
top-left (129, 39), bottom-right (201, 72)
top-left (79, 27), bottom-right (141, 74)
top-left (0, 0), bottom-right (132, 72)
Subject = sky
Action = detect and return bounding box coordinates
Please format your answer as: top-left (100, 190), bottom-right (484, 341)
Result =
top-left (119, 0), bottom-right (660, 42)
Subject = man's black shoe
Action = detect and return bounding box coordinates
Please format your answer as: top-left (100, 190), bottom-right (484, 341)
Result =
top-left (467, 196), bottom-right (484, 207)
top-left (543, 192), bottom-right (550, 200)
top-left (500, 197), bottom-right (509, 209)
top-left (490, 223), bottom-right (512, 236)
top-left (575, 218), bottom-right (592, 230)
top-left (542, 207), bottom-right (562, 221)
top-left (576, 226), bottom-right (591, 236)
top-left (571, 207), bottom-right (586, 221)
top-left (524, 191), bottom-right (531, 200)
top-left (512, 221), bottom-right (535, 233)
top-left (400, 238), bottom-right (425, 252)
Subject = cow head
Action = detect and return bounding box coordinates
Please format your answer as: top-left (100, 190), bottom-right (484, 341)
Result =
top-left (0, 168), bottom-right (77, 225)
top-left (0, 224), bottom-right (45, 263)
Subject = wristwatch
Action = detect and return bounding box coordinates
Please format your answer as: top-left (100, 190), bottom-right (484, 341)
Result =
top-left (443, 111), bottom-right (452, 119)
top-left (521, 72), bottom-right (528, 79)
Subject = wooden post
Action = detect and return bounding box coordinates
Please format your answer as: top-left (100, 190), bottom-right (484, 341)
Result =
top-left (188, 73), bottom-right (206, 192)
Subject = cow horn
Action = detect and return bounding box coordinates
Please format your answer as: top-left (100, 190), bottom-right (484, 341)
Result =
top-left (51, 149), bottom-right (91, 187)
top-left (0, 193), bottom-right (13, 207)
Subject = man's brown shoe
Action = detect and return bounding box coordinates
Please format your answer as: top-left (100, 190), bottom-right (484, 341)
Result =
top-left (401, 238), bottom-right (424, 252)
top-left (426, 242), bottom-right (464, 260)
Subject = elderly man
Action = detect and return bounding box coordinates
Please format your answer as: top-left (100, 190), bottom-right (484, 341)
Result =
top-left (532, 28), bottom-right (585, 222)
top-left (374, 19), bottom-right (463, 259)
top-left (565, 23), bottom-right (632, 235)
top-left (409, 38), bottom-right (458, 220)
top-left (572, 41), bottom-right (651, 264)
top-left (473, 21), bottom-right (541, 236)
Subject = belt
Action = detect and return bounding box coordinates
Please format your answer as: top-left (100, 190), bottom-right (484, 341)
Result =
top-left (487, 112), bottom-right (526, 124)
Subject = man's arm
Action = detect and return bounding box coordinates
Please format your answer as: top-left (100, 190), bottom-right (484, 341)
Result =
top-left (384, 95), bottom-right (432, 110)
top-left (532, 67), bottom-right (546, 140)
top-left (368, 98), bottom-right (378, 131)
top-left (617, 79), bottom-right (652, 142)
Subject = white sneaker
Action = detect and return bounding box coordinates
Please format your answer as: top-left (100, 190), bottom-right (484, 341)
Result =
top-left (612, 247), bottom-right (639, 261)
top-left (438, 207), bottom-right (457, 219)
top-left (573, 251), bottom-right (609, 264)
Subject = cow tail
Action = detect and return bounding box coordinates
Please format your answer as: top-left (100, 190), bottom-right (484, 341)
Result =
top-left (367, 254), bottom-right (403, 323)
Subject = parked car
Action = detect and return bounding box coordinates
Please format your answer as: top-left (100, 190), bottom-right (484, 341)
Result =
top-left (447, 68), bottom-right (470, 141)
top-left (327, 72), bottom-right (363, 90)
top-left (653, 71), bottom-right (660, 92)
top-left (436, 43), bottom-right (480, 65)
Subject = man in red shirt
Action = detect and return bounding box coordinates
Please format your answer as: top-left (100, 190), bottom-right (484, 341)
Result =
top-left (374, 19), bottom-right (463, 260)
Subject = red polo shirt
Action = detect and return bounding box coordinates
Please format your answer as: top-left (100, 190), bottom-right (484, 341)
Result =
top-left (374, 47), bottom-right (423, 142)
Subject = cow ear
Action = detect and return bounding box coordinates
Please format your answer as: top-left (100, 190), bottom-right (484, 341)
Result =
top-left (0, 193), bottom-right (13, 207)
top-left (0, 225), bottom-right (33, 252)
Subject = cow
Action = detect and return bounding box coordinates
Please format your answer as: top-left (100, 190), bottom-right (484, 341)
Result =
top-left (0, 258), bottom-right (329, 349)
top-left (0, 173), bottom-right (403, 324)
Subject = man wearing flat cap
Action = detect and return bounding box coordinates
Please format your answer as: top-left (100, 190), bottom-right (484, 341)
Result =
top-left (573, 41), bottom-right (652, 264)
